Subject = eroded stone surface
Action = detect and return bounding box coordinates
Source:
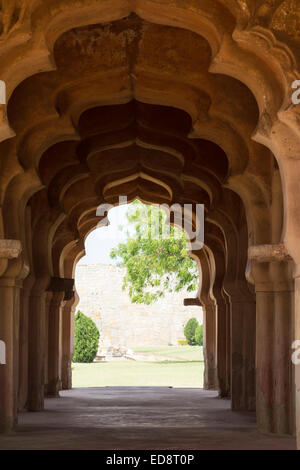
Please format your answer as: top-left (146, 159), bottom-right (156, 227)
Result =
top-left (0, 239), bottom-right (21, 259)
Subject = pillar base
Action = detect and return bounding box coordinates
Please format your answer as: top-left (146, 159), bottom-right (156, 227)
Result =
top-left (204, 368), bottom-right (218, 390)
top-left (47, 378), bottom-right (61, 397)
top-left (0, 416), bottom-right (15, 433)
top-left (61, 356), bottom-right (72, 390)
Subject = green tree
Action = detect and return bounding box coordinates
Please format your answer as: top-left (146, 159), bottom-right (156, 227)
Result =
top-left (110, 200), bottom-right (198, 304)
top-left (184, 317), bottom-right (199, 345)
top-left (73, 311), bottom-right (100, 363)
top-left (195, 324), bottom-right (203, 346)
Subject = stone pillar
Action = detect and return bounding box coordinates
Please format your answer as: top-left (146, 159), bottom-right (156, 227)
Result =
top-left (18, 274), bottom-right (34, 411)
top-left (195, 248), bottom-right (218, 391)
top-left (44, 291), bottom-right (53, 396)
top-left (0, 240), bottom-right (22, 432)
top-left (227, 283), bottom-right (256, 411)
top-left (213, 286), bottom-right (230, 398)
top-left (28, 276), bottom-right (50, 411)
top-left (202, 297), bottom-right (218, 390)
top-left (61, 288), bottom-right (77, 390)
top-left (47, 291), bottom-right (64, 396)
top-left (250, 245), bottom-right (294, 435)
top-left (224, 288), bottom-right (231, 398)
top-left (47, 277), bottom-right (74, 396)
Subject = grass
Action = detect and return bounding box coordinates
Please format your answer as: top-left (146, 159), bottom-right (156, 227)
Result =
top-left (72, 346), bottom-right (204, 388)
top-left (133, 345), bottom-right (203, 361)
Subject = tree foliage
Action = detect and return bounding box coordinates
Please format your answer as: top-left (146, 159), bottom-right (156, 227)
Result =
top-left (195, 324), bottom-right (203, 346)
top-left (110, 200), bottom-right (198, 304)
top-left (73, 311), bottom-right (100, 363)
top-left (184, 317), bottom-right (199, 345)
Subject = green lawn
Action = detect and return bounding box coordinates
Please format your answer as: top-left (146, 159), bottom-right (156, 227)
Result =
top-left (72, 346), bottom-right (204, 388)
top-left (133, 345), bottom-right (203, 361)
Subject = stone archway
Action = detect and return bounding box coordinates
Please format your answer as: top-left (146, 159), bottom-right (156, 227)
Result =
top-left (0, 1), bottom-right (299, 449)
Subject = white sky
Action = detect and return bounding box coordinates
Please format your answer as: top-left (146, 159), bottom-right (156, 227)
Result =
top-left (78, 204), bottom-right (131, 265)
top-left (78, 202), bottom-right (199, 296)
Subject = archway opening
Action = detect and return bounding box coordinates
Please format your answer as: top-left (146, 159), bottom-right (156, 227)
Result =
top-left (73, 200), bottom-right (204, 389)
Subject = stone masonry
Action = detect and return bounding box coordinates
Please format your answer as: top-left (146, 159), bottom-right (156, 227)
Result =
top-left (75, 264), bottom-right (203, 350)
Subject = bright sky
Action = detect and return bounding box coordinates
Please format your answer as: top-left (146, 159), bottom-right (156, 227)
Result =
top-left (78, 204), bottom-right (130, 265)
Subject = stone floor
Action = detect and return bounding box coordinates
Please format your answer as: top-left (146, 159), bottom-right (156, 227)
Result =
top-left (0, 387), bottom-right (296, 450)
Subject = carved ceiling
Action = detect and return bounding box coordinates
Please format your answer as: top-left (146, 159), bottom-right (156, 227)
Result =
top-left (2, 16), bottom-right (274, 252)
top-left (0, 1), bottom-right (295, 272)
top-left (1, 1), bottom-right (299, 54)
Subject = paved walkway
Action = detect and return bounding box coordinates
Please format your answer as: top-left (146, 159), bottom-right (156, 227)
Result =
top-left (0, 387), bottom-right (296, 450)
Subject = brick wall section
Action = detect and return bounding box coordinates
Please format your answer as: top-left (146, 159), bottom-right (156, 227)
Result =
top-left (75, 264), bottom-right (203, 349)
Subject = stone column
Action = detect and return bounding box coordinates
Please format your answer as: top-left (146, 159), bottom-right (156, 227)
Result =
top-left (0, 240), bottom-right (22, 432)
top-left (47, 291), bottom-right (64, 396)
top-left (44, 291), bottom-right (53, 396)
top-left (227, 283), bottom-right (256, 411)
top-left (213, 287), bottom-right (230, 398)
top-left (61, 288), bottom-right (77, 390)
top-left (202, 296), bottom-right (218, 390)
top-left (223, 288), bottom-right (231, 398)
top-left (195, 248), bottom-right (218, 391)
top-left (187, 252), bottom-right (218, 390)
top-left (250, 244), bottom-right (295, 435)
top-left (47, 277), bottom-right (70, 397)
top-left (18, 274), bottom-right (34, 411)
top-left (28, 275), bottom-right (50, 411)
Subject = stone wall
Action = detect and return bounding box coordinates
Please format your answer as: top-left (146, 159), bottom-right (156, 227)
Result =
top-left (75, 264), bottom-right (203, 350)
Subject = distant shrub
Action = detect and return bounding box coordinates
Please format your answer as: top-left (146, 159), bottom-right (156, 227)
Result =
top-left (195, 324), bottom-right (203, 346)
top-left (72, 311), bottom-right (100, 363)
top-left (184, 317), bottom-right (199, 346)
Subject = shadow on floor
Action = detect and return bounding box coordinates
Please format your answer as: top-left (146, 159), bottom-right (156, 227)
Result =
top-left (0, 387), bottom-right (296, 450)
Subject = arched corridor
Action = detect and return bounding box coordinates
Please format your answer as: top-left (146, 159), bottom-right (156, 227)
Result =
top-left (0, 0), bottom-right (300, 450)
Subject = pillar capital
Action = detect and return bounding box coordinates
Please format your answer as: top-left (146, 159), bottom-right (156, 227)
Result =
top-left (47, 277), bottom-right (74, 300)
top-left (248, 243), bottom-right (292, 264)
top-left (248, 245), bottom-right (294, 292)
top-left (0, 239), bottom-right (22, 259)
top-left (0, 239), bottom-right (22, 279)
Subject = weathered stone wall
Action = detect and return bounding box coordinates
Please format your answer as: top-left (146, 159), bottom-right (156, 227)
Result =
top-left (75, 264), bottom-right (203, 350)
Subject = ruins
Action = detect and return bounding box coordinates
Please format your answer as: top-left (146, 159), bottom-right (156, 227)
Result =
top-left (75, 263), bottom-right (202, 350)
